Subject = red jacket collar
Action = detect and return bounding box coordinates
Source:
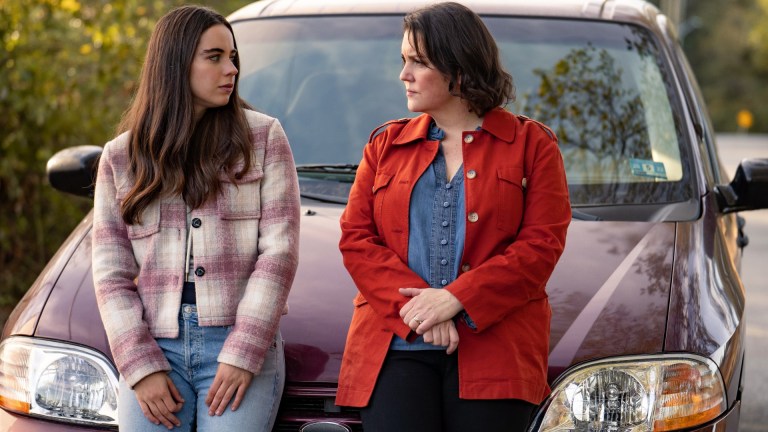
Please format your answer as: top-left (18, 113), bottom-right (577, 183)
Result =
top-left (392, 107), bottom-right (518, 145)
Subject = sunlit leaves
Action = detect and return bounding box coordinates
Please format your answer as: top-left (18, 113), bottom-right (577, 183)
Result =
top-left (0, 0), bottom-right (251, 310)
top-left (749, 0), bottom-right (768, 73)
top-left (683, 0), bottom-right (767, 132)
top-left (60, 0), bottom-right (81, 13)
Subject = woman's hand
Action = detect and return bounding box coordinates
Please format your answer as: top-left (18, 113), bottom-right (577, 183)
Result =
top-left (133, 372), bottom-right (184, 429)
top-left (205, 363), bottom-right (254, 416)
top-left (422, 320), bottom-right (460, 354)
top-left (399, 288), bottom-right (464, 334)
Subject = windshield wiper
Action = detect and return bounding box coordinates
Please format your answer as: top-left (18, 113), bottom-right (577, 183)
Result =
top-left (571, 209), bottom-right (602, 221)
top-left (295, 168), bottom-right (602, 221)
top-left (296, 164), bottom-right (358, 174)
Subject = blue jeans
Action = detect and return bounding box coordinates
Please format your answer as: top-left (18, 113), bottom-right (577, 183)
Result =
top-left (118, 304), bottom-right (285, 431)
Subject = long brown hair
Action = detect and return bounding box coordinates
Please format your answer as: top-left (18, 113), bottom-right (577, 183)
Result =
top-left (119, 5), bottom-right (252, 224)
top-left (403, 2), bottom-right (514, 116)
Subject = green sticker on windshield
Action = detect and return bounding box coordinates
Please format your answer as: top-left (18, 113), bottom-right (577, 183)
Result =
top-left (630, 159), bottom-right (667, 179)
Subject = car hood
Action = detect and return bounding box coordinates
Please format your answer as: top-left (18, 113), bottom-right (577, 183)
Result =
top-left (545, 220), bottom-right (674, 381)
top-left (283, 200), bottom-right (675, 383)
top-left (16, 202), bottom-right (674, 385)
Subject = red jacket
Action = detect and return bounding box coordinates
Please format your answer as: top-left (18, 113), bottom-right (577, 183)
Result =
top-left (336, 108), bottom-right (571, 407)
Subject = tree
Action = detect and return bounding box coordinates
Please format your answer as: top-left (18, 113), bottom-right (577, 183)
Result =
top-left (680, 0), bottom-right (767, 132)
top-left (749, 0), bottom-right (768, 76)
top-left (0, 0), bottom-right (250, 313)
top-left (650, 0), bottom-right (768, 132)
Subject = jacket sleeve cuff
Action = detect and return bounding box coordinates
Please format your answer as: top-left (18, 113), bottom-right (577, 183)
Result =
top-left (117, 345), bottom-right (171, 388)
top-left (218, 324), bottom-right (274, 375)
top-left (460, 311), bottom-right (478, 331)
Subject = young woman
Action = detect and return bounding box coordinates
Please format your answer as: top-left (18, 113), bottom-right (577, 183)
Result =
top-left (91, 6), bottom-right (300, 431)
top-left (336, 3), bottom-right (571, 431)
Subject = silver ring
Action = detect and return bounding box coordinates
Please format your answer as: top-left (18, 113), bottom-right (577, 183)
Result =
top-left (413, 316), bottom-right (423, 324)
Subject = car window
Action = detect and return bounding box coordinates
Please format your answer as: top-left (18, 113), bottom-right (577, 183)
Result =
top-left (233, 16), bottom-right (694, 208)
top-left (673, 41), bottom-right (722, 185)
top-left (234, 16), bottom-right (409, 168)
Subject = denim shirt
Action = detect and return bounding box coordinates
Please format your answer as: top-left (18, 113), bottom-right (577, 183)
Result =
top-left (391, 123), bottom-right (466, 350)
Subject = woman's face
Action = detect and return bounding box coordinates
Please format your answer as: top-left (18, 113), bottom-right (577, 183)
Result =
top-left (399, 31), bottom-right (454, 114)
top-left (190, 24), bottom-right (238, 118)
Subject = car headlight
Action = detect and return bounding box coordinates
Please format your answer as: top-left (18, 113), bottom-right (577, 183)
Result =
top-left (532, 354), bottom-right (726, 432)
top-left (0, 336), bottom-right (118, 428)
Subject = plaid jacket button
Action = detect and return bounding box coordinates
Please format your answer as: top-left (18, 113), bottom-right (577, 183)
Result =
top-left (195, 267), bottom-right (205, 277)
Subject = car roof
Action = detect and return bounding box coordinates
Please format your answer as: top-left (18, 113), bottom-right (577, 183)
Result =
top-left (228, 0), bottom-right (664, 29)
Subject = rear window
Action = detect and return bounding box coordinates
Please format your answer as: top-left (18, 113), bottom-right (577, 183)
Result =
top-left (233, 15), bottom-right (694, 208)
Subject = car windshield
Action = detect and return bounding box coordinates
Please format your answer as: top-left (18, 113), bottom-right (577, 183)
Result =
top-left (233, 16), bottom-right (694, 208)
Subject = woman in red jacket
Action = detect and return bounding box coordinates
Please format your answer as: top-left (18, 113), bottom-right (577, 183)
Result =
top-left (336, 2), bottom-right (571, 431)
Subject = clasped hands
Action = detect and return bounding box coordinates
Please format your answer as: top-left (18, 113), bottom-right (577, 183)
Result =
top-left (399, 287), bottom-right (464, 354)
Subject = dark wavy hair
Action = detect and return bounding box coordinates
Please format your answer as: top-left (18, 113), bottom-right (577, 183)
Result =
top-left (118, 5), bottom-right (252, 224)
top-left (403, 2), bottom-right (515, 116)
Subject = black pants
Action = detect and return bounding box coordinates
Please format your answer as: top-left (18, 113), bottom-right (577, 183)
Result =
top-left (360, 350), bottom-right (536, 432)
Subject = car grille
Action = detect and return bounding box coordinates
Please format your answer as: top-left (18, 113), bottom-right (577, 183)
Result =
top-left (272, 391), bottom-right (362, 432)
top-left (273, 424), bottom-right (363, 432)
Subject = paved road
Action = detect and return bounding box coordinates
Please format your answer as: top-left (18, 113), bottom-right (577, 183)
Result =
top-left (716, 133), bottom-right (768, 432)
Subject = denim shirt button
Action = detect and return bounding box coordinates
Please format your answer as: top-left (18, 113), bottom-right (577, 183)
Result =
top-left (443, 201), bottom-right (450, 208)
top-left (442, 221), bottom-right (449, 227)
top-left (441, 239), bottom-right (448, 245)
top-left (441, 279), bottom-right (448, 285)
top-left (445, 183), bottom-right (452, 189)
top-left (441, 259), bottom-right (448, 265)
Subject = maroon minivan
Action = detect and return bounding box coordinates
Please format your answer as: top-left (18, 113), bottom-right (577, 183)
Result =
top-left (3, 0), bottom-right (768, 431)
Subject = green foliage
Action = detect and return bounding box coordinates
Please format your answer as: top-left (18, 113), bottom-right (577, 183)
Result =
top-left (0, 0), bottom-right (250, 308)
top-left (683, 0), bottom-right (768, 132)
top-left (750, 0), bottom-right (768, 71)
top-left (644, 0), bottom-right (768, 132)
top-left (748, 0), bottom-right (768, 113)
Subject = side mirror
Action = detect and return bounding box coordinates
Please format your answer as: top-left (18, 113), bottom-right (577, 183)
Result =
top-left (46, 145), bottom-right (103, 198)
top-left (715, 158), bottom-right (768, 214)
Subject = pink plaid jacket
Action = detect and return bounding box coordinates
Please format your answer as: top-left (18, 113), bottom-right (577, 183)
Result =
top-left (92, 110), bottom-right (300, 387)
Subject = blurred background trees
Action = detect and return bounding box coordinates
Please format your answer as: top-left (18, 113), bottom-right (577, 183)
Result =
top-left (654, 0), bottom-right (768, 132)
top-left (681, 0), bottom-right (768, 132)
top-left (0, 0), bottom-right (249, 316)
top-left (2, 0), bottom-right (768, 317)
